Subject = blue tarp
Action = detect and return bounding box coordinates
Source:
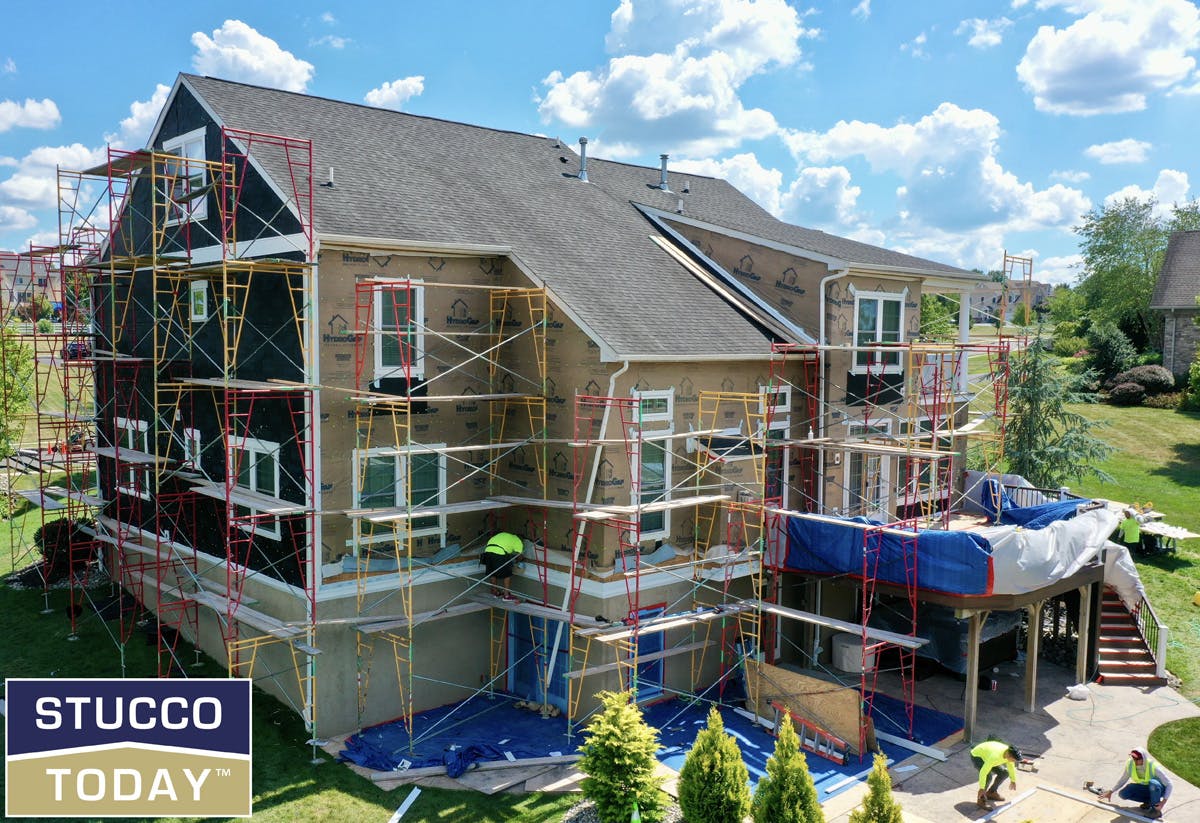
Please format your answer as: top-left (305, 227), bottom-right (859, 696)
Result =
top-left (340, 693), bottom-right (964, 801)
top-left (981, 478), bottom-right (1091, 529)
top-left (786, 516), bottom-right (994, 596)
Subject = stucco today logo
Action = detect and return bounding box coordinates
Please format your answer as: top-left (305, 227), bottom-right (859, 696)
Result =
top-left (5, 678), bottom-right (252, 818)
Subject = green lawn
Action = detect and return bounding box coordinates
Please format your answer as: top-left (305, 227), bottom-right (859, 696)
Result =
top-left (1067, 403), bottom-right (1200, 697)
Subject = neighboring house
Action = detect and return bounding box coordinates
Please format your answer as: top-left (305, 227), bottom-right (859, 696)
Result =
top-left (968, 280), bottom-right (1051, 325)
top-left (1152, 230), bottom-right (1200, 377)
top-left (56, 74), bottom-right (1106, 746)
top-left (0, 252), bottom-right (60, 315)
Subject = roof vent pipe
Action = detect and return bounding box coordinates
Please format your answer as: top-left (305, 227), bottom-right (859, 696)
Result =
top-left (578, 137), bottom-right (589, 182)
top-left (659, 154), bottom-right (670, 191)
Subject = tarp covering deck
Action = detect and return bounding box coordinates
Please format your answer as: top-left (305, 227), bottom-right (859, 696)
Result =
top-left (785, 516), bottom-right (994, 595)
top-left (784, 505), bottom-right (1129, 600)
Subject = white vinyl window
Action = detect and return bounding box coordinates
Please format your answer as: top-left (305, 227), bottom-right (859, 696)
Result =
top-left (230, 436), bottom-right (281, 540)
top-left (353, 446), bottom-right (446, 545)
top-left (373, 282), bottom-right (425, 382)
top-left (901, 418), bottom-right (952, 503)
top-left (853, 290), bottom-right (905, 373)
top-left (632, 389), bottom-right (673, 539)
top-left (162, 127), bottom-right (208, 224)
top-left (183, 427), bottom-right (202, 469)
top-left (115, 417), bottom-right (150, 500)
top-left (843, 421), bottom-right (891, 518)
top-left (760, 385), bottom-right (791, 504)
top-left (190, 280), bottom-right (209, 321)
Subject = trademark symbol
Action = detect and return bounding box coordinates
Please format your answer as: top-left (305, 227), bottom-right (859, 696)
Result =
top-left (216, 768), bottom-right (232, 778)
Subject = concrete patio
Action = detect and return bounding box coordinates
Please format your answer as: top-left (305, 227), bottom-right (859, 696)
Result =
top-left (824, 657), bottom-right (1200, 822)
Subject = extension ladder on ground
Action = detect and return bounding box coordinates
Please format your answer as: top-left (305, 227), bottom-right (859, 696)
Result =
top-left (770, 701), bottom-right (849, 765)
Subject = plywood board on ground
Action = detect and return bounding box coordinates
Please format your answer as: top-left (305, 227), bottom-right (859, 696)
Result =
top-left (455, 765), bottom-right (555, 795)
top-left (521, 764), bottom-right (585, 794)
top-left (747, 661), bottom-right (871, 753)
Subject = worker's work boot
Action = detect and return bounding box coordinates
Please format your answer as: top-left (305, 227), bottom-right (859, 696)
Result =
top-left (986, 791), bottom-right (1006, 801)
top-left (976, 791), bottom-right (992, 810)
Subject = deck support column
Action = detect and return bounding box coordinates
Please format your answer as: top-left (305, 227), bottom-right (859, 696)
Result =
top-left (963, 609), bottom-right (989, 742)
top-left (1024, 600), bottom-right (1044, 713)
top-left (1076, 583), bottom-right (1092, 684)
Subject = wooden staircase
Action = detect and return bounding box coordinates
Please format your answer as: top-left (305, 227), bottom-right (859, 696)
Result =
top-left (1097, 588), bottom-right (1167, 687)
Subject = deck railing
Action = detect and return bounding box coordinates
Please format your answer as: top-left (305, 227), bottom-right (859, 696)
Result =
top-left (1134, 595), bottom-right (1170, 679)
top-left (1002, 483), bottom-right (1085, 509)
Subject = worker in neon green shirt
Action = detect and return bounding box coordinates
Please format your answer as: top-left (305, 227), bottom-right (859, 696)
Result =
top-left (481, 531), bottom-right (523, 600)
top-left (1118, 509), bottom-right (1142, 554)
top-left (970, 740), bottom-right (1019, 810)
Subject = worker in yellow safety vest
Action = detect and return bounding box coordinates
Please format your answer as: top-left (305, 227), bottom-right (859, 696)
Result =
top-left (481, 532), bottom-right (523, 600)
top-left (970, 739), bottom-right (1019, 810)
top-left (1118, 509), bottom-right (1142, 555)
top-left (1101, 748), bottom-right (1173, 819)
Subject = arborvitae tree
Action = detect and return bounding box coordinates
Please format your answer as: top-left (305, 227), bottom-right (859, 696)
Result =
top-left (678, 706), bottom-right (752, 823)
top-left (751, 713), bottom-right (824, 823)
top-left (577, 691), bottom-right (668, 823)
top-left (1005, 319), bottom-right (1113, 488)
top-left (848, 754), bottom-right (903, 823)
top-left (0, 322), bottom-right (33, 462)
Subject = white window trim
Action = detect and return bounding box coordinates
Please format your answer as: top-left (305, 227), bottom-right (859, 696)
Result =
top-left (190, 280), bottom-right (209, 322)
top-left (162, 126), bottom-right (208, 225)
top-left (851, 289), bottom-right (906, 375)
top-left (115, 417), bottom-right (150, 500)
top-left (841, 420), bottom-right (892, 517)
top-left (632, 389), bottom-right (673, 541)
top-left (230, 436), bottom-right (282, 541)
top-left (900, 417), bottom-right (952, 504)
top-left (352, 445), bottom-right (447, 547)
top-left (183, 427), bottom-right (202, 469)
top-left (373, 281), bottom-right (426, 382)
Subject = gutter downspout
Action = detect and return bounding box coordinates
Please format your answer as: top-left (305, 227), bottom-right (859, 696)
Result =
top-left (813, 267), bottom-right (848, 666)
top-left (545, 360), bottom-right (631, 709)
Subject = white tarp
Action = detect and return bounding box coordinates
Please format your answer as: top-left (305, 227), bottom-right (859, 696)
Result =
top-left (974, 507), bottom-right (1144, 608)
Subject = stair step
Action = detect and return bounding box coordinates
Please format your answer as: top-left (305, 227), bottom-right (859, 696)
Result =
top-left (1099, 660), bottom-right (1158, 673)
top-left (1099, 624), bottom-right (1139, 633)
top-left (1099, 646), bottom-right (1153, 656)
top-left (1098, 635), bottom-right (1146, 645)
top-left (1097, 672), bottom-right (1167, 687)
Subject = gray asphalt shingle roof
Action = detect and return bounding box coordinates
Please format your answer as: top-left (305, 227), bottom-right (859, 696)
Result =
top-left (1151, 230), bottom-right (1200, 310)
top-left (181, 74), bottom-right (970, 358)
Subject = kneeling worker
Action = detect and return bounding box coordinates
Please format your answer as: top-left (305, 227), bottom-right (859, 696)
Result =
top-left (482, 531), bottom-right (523, 600)
top-left (970, 739), bottom-right (1020, 810)
top-left (1101, 748), bottom-right (1172, 819)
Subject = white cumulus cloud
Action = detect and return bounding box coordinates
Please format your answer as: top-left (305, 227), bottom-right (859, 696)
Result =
top-left (539, 0), bottom-right (817, 158)
top-left (1084, 138), bottom-right (1151, 164)
top-left (901, 32), bottom-right (928, 59)
top-left (782, 166), bottom-right (861, 225)
top-left (956, 17), bottom-right (1013, 49)
top-left (106, 83), bottom-right (171, 149)
top-left (0, 205), bottom-right (36, 236)
top-left (1036, 253), bottom-right (1083, 286)
top-left (0, 144), bottom-right (108, 208)
top-left (2, 58), bottom-right (15, 74)
top-left (1016, 0), bottom-right (1200, 115)
top-left (0, 98), bottom-right (61, 133)
top-left (673, 153), bottom-right (784, 215)
top-left (191, 20), bottom-right (314, 93)
top-left (1105, 169), bottom-right (1190, 217)
top-left (1050, 169), bottom-right (1090, 183)
top-left (852, 0), bottom-right (871, 20)
top-left (780, 102), bottom-right (1091, 268)
top-left (364, 76), bottom-right (425, 110)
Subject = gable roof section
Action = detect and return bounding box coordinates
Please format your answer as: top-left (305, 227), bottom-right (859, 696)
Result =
top-left (180, 74), bottom-right (776, 361)
top-left (1151, 230), bottom-right (1200, 310)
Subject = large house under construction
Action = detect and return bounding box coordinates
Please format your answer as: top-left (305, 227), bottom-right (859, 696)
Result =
top-left (12, 73), bottom-right (1164, 765)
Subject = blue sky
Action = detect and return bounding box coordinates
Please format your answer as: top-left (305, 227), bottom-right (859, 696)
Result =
top-left (3, 0), bottom-right (1199, 284)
